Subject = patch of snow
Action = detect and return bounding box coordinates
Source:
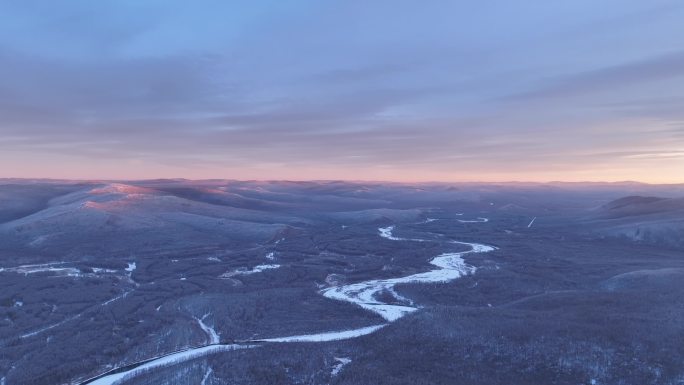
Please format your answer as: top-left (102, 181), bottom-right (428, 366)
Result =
top-left (221, 264), bottom-right (281, 278)
top-left (14, 300), bottom-right (23, 308)
top-left (207, 257), bottom-right (221, 262)
top-left (417, 218), bottom-right (438, 224)
top-left (264, 252), bottom-right (275, 261)
top-left (256, 324), bottom-right (386, 343)
top-left (331, 357), bottom-right (352, 376)
top-left (102, 290), bottom-right (132, 306)
top-left (201, 367), bottom-right (213, 385)
top-left (378, 226), bottom-right (402, 241)
top-left (457, 217), bottom-right (489, 223)
top-left (21, 320), bottom-right (67, 339)
top-left (125, 262), bottom-right (137, 272)
top-left (196, 314), bottom-right (220, 344)
top-left (378, 226), bottom-right (423, 242)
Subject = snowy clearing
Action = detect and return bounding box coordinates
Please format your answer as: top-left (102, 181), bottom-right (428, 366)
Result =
top-left (331, 357), bottom-right (352, 376)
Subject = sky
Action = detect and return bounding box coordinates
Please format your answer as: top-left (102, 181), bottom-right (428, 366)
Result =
top-left (1, 1), bottom-right (684, 183)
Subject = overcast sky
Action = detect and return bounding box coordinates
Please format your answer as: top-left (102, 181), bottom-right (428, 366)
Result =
top-left (1, 1), bottom-right (684, 182)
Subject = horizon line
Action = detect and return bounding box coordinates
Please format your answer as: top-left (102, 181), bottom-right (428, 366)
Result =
top-left (2, 177), bottom-right (684, 186)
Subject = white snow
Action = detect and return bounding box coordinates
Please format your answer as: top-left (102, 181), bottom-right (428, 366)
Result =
top-left (265, 252), bottom-right (275, 261)
top-left (207, 257), bottom-right (221, 262)
top-left (201, 367), bottom-right (213, 385)
top-left (86, 344), bottom-right (255, 385)
top-left (221, 264), bottom-right (280, 278)
top-left (323, 228), bottom-right (494, 322)
top-left (527, 217), bottom-right (537, 228)
top-left (21, 319), bottom-right (69, 339)
top-left (256, 324), bottom-right (386, 343)
top-left (125, 262), bottom-right (137, 272)
top-left (196, 314), bottom-right (220, 344)
top-left (19, 290), bottom-right (132, 339)
top-left (418, 218), bottom-right (438, 224)
top-left (331, 357), bottom-right (352, 376)
top-left (0, 262), bottom-right (81, 277)
top-left (378, 226), bottom-right (423, 242)
top-left (457, 217), bottom-right (489, 223)
top-left (102, 290), bottom-right (132, 306)
top-left (240, 264), bottom-right (281, 275)
top-left (378, 226), bottom-right (401, 240)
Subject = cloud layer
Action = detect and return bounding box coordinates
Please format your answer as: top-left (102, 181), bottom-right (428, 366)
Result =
top-left (1, 0), bottom-right (684, 182)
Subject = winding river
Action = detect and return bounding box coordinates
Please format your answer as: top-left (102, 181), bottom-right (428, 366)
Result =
top-left (80, 222), bottom-right (495, 385)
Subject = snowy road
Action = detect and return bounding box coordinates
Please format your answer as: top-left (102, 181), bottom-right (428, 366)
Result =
top-left (84, 344), bottom-right (254, 385)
